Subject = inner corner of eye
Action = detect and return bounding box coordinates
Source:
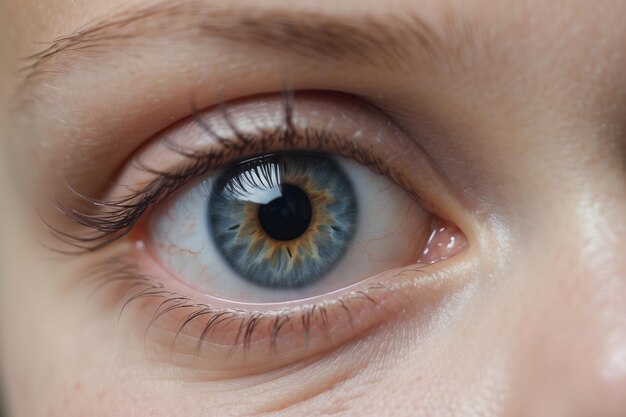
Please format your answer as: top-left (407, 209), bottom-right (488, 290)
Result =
top-left (142, 151), bottom-right (467, 303)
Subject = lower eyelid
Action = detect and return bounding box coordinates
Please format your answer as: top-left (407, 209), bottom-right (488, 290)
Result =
top-left (144, 288), bottom-right (396, 375)
top-left (86, 248), bottom-right (461, 377)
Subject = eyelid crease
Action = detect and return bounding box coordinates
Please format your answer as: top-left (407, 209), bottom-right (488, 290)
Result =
top-left (45, 92), bottom-right (450, 255)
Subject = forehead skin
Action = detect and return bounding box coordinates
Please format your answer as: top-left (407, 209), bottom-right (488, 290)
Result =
top-left (0, 1), bottom-right (626, 417)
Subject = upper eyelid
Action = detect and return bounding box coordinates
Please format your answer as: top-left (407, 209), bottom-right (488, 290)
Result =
top-left (14, 6), bottom-right (495, 206)
top-left (44, 93), bottom-right (467, 254)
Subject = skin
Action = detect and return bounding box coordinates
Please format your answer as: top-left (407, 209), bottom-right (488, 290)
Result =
top-left (1, 0), bottom-right (626, 416)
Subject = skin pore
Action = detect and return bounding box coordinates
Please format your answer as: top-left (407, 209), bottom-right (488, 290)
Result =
top-left (1, 0), bottom-right (626, 416)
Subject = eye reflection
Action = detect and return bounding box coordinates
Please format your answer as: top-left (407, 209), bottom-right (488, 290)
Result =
top-left (209, 154), bottom-right (358, 289)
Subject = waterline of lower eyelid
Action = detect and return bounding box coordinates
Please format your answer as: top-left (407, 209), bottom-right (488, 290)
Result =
top-left (133, 212), bottom-right (467, 310)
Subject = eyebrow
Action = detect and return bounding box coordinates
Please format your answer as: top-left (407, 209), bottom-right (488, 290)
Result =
top-left (19, 1), bottom-right (483, 89)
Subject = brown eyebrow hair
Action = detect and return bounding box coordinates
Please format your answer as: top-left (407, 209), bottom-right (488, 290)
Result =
top-left (19, 1), bottom-right (484, 88)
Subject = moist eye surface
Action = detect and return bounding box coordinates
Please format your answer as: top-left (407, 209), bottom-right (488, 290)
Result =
top-left (209, 153), bottom-right (358, 289)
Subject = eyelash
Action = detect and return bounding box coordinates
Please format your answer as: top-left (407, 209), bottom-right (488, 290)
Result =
top-left (87, 256), bottom-right (399, 356)
top-left (47, 93), bottom-right (416, 254)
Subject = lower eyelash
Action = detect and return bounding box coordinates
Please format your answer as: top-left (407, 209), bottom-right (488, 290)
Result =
top-left (85, 255), bottom-right (396, 359)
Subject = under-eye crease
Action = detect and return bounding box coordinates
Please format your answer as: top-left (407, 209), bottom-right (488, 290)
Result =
top-left (47, 91), bottom-right (468, 373)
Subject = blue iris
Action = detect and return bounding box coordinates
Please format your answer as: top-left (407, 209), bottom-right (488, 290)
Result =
top-left (208, 153), bottom-right (357, 289)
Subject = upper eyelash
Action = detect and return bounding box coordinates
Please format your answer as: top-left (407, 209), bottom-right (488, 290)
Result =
top-left (44, 92), bottom-right (399, 254)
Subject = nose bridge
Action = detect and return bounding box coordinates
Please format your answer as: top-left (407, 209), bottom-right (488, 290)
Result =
top-left (508, 194), bottom-right (626, 416)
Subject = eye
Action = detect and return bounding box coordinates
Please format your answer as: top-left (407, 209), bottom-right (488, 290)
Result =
top-left (150, 152), bottom-right (427, 302)
top-left (56, 92), bottom-right (469, 376)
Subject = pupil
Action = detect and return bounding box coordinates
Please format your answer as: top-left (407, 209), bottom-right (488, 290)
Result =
top-left (258, 184), bottom-right (312, 241)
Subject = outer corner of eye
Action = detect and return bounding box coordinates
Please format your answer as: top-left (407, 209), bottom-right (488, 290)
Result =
top-left (117, 97), bottom-right (471, 375)
top-left (416, 217), bottom-right (468, 266)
